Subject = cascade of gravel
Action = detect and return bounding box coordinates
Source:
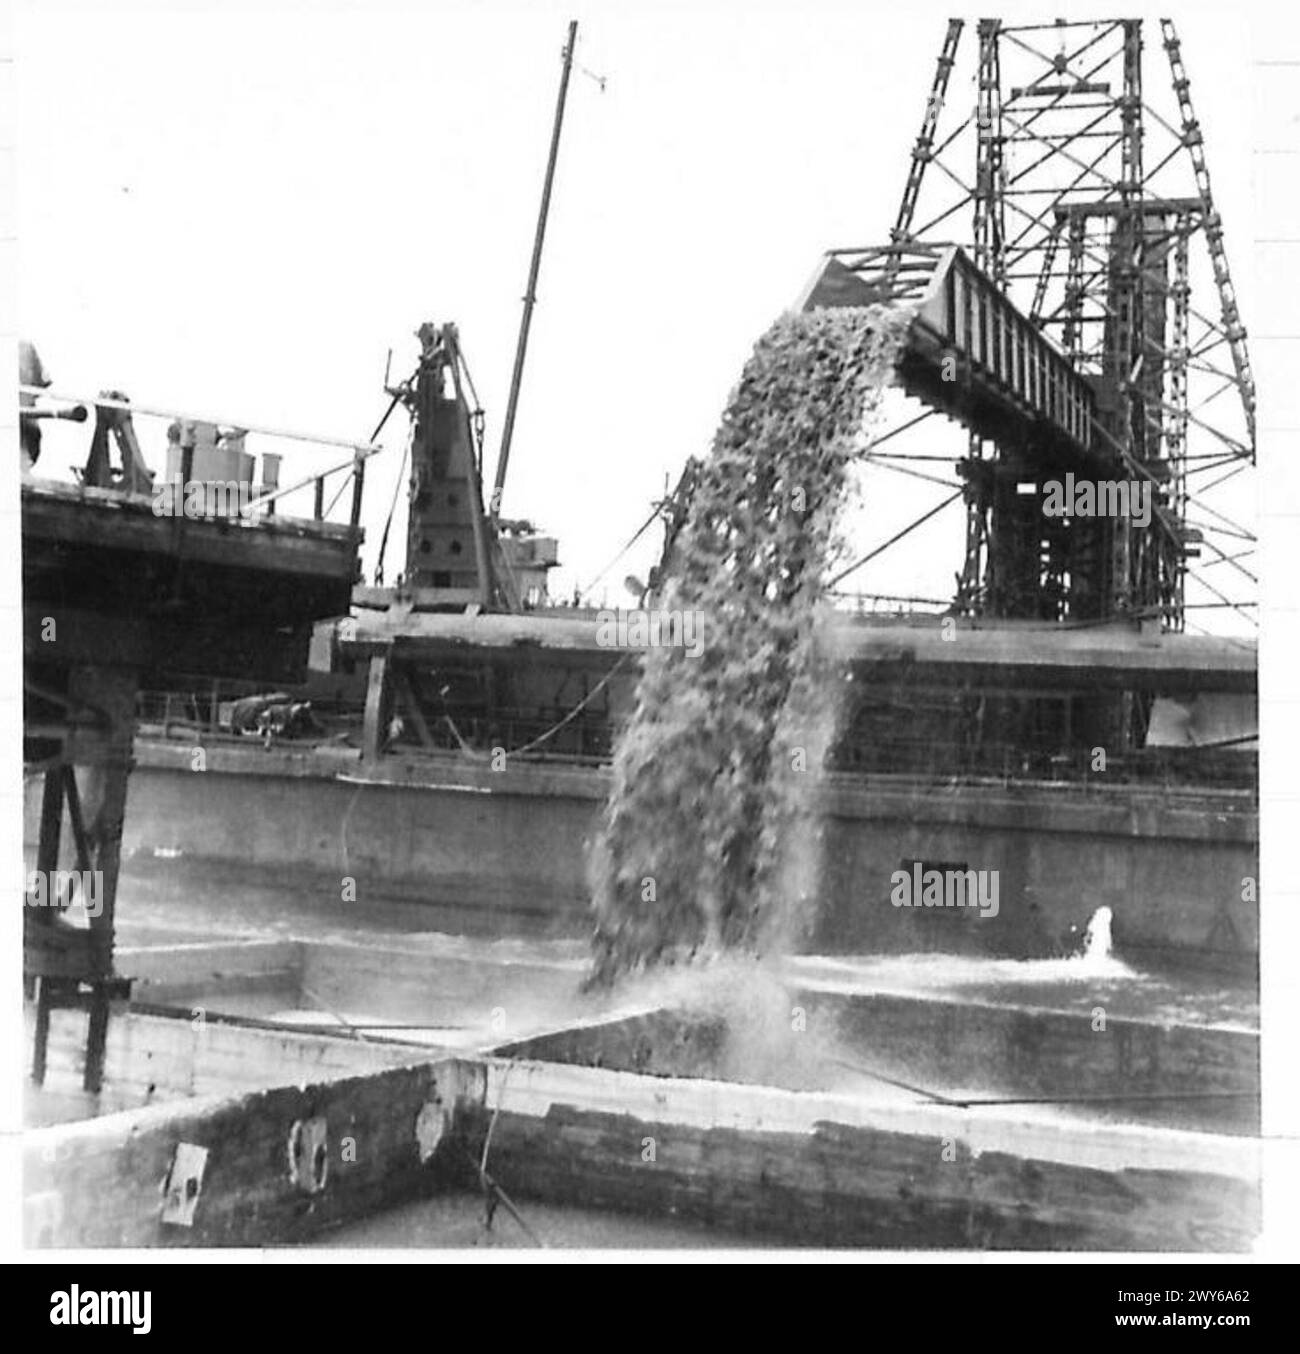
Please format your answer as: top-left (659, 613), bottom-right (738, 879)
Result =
top-left (587, 304), bottom-right (914, 988)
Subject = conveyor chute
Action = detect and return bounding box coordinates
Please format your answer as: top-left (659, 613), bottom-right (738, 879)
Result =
top-left (799, 244), bottom-right (1097, 464)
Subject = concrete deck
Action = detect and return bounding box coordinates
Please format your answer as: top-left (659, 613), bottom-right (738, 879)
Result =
top-left (23, 914), bottom-right (1261, 1250)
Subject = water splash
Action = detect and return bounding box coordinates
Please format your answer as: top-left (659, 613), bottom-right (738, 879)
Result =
top-left (1080, 904), bottom-right (1114, 966)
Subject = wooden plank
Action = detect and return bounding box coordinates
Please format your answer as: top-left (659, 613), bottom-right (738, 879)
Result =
top-left (335, 609), bottom-right (1255, 692)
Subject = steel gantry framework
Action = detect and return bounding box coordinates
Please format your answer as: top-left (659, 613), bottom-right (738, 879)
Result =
top-left (879, 16), bottom-right (1256, 633)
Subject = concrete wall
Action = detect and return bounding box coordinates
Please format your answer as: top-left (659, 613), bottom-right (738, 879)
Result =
top-left (26, 742), bottom-right (1258, 961)
top-left (26, 1053), bottom-right (483, 1247)
top-left (498, 995), bottom-right (1260, 1135)
top-left (120, 746), bottom-right (596, 926)
top-left (816, 795), bottom-right (1257, 959)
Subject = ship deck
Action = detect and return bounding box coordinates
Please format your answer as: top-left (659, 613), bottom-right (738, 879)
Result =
top-left (23, 477), bottom-right (361, 683)
top-left (339, 607), bottom-right (1257, 695)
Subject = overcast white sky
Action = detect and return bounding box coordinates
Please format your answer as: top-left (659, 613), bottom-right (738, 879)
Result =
top-left (11, 0), bottom-right (1288, 624)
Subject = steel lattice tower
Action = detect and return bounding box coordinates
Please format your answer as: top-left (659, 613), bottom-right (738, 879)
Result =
top-left (889, 17), bottom-right (1255, 633)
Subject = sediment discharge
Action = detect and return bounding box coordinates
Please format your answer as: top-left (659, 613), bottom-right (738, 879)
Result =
top-left (588, 304), bottom-right (913, 987)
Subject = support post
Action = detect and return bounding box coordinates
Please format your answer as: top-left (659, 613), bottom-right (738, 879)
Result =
top-left (392, 666), bottom-right (436, 750)
top-left (362, 652), bottom-right (391, 763)
top-left (69, 666), bottom-right (136, 1093)
top-left (27, 666), bottom-right (138, 1093)
top-left (350, 455), bottom-right (366, 529)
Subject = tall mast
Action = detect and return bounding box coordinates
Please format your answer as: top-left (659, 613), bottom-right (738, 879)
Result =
top-left (493, 18), bottom-right (578, 519)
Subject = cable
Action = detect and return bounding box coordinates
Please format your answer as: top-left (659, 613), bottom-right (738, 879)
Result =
top-left (828, 1052), bottom-right (1254, 1111)
top-left (474, 1060), bottom-right (546, 1246)
top-left (438, 655), bottom-right (632, 760)
top-left (580, 505), bottom-right (663, 599)
top-left (375, 420), bottom-right (414, 586)
top-left (861, 455), bottom-right (964, 491)
top-left (300, 984), bottom-right (370, 1044)
top-left (324, 470), bottom-right (352, 520)
top-left (829, 489), bottom-right (964, 587)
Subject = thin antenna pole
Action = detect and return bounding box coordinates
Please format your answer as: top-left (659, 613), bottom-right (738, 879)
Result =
top-left (493, 18), bottom-right (578, 519)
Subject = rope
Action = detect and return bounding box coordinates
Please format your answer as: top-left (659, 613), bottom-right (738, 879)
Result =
top-left (474, 1060), bottom-right (546, 1247)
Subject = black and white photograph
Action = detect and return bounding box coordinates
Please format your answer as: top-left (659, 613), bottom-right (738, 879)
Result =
top-left (4, 0), bottom-right (1298, 1294)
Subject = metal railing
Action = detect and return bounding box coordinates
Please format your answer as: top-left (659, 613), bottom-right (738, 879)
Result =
top-left (20, 384), bottom-right (379, 530)
top-left (134, 687), bottom-right (1256, 794)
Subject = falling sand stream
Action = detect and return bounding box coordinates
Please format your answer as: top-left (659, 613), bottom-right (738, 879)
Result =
top-left (588, 304), bottom-right (915, 987)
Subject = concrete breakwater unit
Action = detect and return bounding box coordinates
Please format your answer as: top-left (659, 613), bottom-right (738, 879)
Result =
top-left (96, 739), bottom-right (1258, 968)
top-left (24, 914), bottom-right (1259, 1249)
